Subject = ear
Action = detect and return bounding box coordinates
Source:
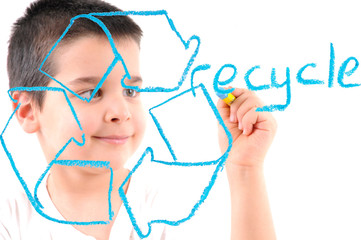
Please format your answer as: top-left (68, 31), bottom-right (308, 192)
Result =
top-left (12, 91), bottom-right (40, 133)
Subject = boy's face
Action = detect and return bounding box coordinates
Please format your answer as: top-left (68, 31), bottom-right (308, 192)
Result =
top-left (35, 36), bottom-right (146, 170)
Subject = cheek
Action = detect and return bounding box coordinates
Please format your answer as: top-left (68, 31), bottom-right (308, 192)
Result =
top-left (42, 101), bottom-right (82, 141)
top-left (132, 106), bottom-right (146, 139)
top-left (57, 105), bottom-right (93, 144)
top-left (58, 113), bottom-right (85, 145)
top-left (77, 112), bottom-right (98, 136)
top-left (72, 102), bottom-right (101, 136)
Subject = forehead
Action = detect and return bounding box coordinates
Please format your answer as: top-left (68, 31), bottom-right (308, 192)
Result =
top-left (51, 35), bottom-right (140, 87)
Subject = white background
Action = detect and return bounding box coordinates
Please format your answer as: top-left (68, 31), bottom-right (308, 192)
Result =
top-left (1, 0), bottom-right (361, 239)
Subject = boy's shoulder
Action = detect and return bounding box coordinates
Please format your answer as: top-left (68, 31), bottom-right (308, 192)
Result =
top-left (0, 189), bottom-right (33, 219)
top-left (0, 190), bottom-right (39, 239)
top-left (0, 189), bottom-right (92, 239)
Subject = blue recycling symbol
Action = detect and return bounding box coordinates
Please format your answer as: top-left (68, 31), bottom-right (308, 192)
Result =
top-left (0, 10), bottom-right (233, 239)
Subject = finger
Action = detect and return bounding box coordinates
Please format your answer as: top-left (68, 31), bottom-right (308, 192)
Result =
top-left (229, 88), bottom-right (248, 98)
top-left (241, 107), bottom-right (259, 135)
top-left (254, 111), bottom-right (277, 133)
top-left (216, 97), bottom-right (228, 109)
top-left (216, 98), bottom-right (230, 121)
top-left (217, 88), bottom-right (247, 121)
top-left (228, 89), bottom-right (250, 123)
top-left (235, 95), bottom-right (262, 130)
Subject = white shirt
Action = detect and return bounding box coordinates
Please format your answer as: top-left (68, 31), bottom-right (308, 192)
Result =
top-left (0, 174), bottom-right (167, 240)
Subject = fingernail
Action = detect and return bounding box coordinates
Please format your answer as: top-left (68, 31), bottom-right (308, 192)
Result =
top-left (238, 122), bottom-right (242, 130)
top-left (230, 114), bottom-right (235, 122)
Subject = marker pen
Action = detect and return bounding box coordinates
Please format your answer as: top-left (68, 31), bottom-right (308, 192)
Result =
top-left (216, 91), bottom-right (236, 106)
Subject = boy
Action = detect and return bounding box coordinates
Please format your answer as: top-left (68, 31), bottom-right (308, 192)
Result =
top-left (1, 0), bottom-right (277, 239)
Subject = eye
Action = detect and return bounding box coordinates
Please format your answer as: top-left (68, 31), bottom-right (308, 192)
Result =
top-left (123, 88), bottom-right (138, 98)
top-left (78, 89), bottom-right (102, 100)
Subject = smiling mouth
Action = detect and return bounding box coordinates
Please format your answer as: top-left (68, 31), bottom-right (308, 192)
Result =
top-left (93, 136), bottom-right (129, 144)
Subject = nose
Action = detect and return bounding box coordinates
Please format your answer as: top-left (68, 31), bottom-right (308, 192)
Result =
top-left (104, 93), bottom-right (131, 123)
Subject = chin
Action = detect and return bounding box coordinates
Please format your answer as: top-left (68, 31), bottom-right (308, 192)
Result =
top-left (107, 157), bottom-right (128, 171)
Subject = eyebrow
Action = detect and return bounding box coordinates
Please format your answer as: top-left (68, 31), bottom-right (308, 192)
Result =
top-left (126, 75), bottom-right (143, 83)
top-left (68, 76), bottom-right (100, 87)
top-left (68, 75), bottom-right (143, 86)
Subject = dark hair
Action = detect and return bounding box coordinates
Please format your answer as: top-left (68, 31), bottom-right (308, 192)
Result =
top-left (7, 0), bottom-right (142, 108)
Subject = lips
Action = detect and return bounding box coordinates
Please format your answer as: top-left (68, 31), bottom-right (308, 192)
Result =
top-left (93, 135), bottom-right (129, 144)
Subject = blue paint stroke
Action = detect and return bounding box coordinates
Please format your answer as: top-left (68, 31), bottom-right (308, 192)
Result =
top-left (296, 63), bottom-right (324, 85)
top-left (39, 10), bottom-right (201, 98)
top-left (328, 42), bottom-right (335, 88)
top-left (190, 64), bottom-right (211, 97)
top-left (213, 64), bottom-right (237, 94)
top-left (338, 56), bottom-right (361, 88)
top-left (7, 87), bottom-right (83, 131)
top-left (244, 65), bottom-right (271, 91)
top-left (243, 66), bottom-right (291, 112)
top-left (2, 86), bottom-right (114, 225)
top-left (118, 83), bottom-right (233, 239)
top-left (1, 9), bottom-right (232, 239)
top-left (89, 11), bottom-right (201, 92)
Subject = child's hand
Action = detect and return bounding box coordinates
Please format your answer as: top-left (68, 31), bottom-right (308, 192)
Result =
top-left (217, 88), bottom-right (278, 240)
top-left (217, 88), bottom-right (277, 169)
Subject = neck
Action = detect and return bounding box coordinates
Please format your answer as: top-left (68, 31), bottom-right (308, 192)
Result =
top-left (47, 164), bottom-right (130, 222)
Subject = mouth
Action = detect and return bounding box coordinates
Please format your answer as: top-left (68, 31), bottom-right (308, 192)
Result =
top-left (93, 135), bottom-right (130, 145)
